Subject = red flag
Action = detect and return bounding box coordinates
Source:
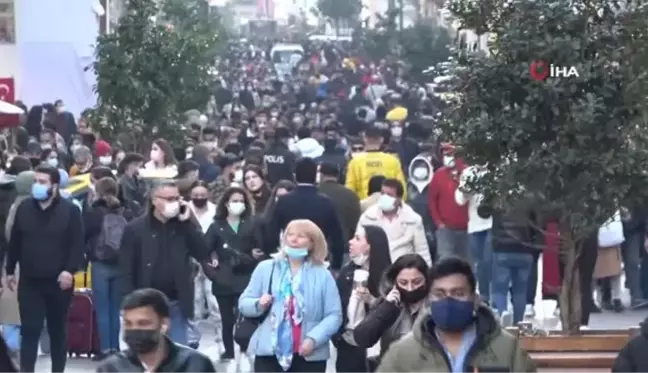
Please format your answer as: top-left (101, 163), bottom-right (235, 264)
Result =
top-left (0, 77), bottom-right (19, 129)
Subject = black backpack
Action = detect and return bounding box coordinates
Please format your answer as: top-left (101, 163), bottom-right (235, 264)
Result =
top-left (94, 213), bottom-right (127, 263)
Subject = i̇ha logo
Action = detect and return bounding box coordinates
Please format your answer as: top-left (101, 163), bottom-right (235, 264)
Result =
top-left (529, 60), bottom-right (579, 81)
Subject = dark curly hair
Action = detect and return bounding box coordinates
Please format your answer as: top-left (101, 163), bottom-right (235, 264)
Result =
top-left (214, 186), bottom-right (254, 220)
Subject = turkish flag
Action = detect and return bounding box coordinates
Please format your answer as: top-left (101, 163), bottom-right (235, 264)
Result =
top-left (0, 77), bottom-right (19, 129)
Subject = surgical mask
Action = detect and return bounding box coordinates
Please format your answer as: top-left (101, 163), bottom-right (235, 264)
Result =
top-left (99, 156), bottom-right (112, 166)
top-left (228, 201), bottom-right (246, 216)
top-left (123, 329), bottom-right (161, 354)
top-left (31, 183), bottom-right (50, 201)
top-left (46, 158), bottom-right (59, 168)
top-left (390, 126), bottom-right (403, 137)
top-left (443, 155), bottom-right (456, 168)
top-left (41, 143), bottom-right (53, 151)
top-left (428, 298), bottom-right (475, 332)
top-left (284, 246), bottom-right (308, 259)
top-left (351, 254), bottom-right (369, 266)
top-left (163, 201), bottom-right (180, 218)
top-left (185, 151), bottom-right (192, 159)
top-left (398, 286), bottom-right (428, 304)
top-left (233, 169), bottom-right (243, 183)
top-left (377, 194), bottom-right (396, 212)
top-left (412, 167), bottom-right (429, 179)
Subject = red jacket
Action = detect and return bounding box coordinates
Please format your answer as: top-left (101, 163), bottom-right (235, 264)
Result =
top-left (428, 164), bottom-right (469, 230)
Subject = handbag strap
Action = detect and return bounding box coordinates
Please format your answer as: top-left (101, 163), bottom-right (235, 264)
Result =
top-left (267, 261), bottom-right (276, 295)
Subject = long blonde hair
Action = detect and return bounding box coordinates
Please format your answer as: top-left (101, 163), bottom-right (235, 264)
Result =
top-left (279, 219), bottom-right (328, 265)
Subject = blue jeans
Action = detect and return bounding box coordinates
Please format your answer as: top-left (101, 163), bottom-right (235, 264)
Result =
top-left (168, 301), bottom-right (188, 345)
top-left (91, 262), bottom-right (121, 351)
top-left (492, 251), bottom-right (533, 324)
top-left (470, 230), bottom-right (492, 302)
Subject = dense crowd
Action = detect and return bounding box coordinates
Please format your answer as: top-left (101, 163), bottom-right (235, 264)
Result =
top-left (0, 39), bottom-right (647, 373)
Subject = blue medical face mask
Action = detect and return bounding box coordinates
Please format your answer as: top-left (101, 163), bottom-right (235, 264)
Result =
top-left (31, 183), bottom-right (50, 201)
top-left (428, 297), bottom-right (475, 332)
top-left (284, 246), bottom-right (309, 259)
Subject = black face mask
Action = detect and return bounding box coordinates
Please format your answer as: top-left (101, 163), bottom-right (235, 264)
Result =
top-left (323, 138), bottom-right (337, 150)
top-left (123, 329), bottom-right (161, 354)
top-left (193, 198), bottom-right (208, 208)
top-left (398, 286), bottom-right (428, 304)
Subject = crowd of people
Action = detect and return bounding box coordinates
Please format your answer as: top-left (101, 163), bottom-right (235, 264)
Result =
top-left (0, 39), bottom-right (646, 373)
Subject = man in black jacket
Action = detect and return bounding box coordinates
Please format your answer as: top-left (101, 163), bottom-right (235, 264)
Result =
top-left (97, 288), bottom-right (216, 372)
top-left (119, 179), bottom-right (214, 346)
top-left (5, 165), bottom-right (85, 372)
top-left (317, 161), bottom-right (360, 248)
top-left (264, 127), bottom-right (296, 185)
top-left (269, 158), bottom-right (346, 269)
top-left (315, 125), bottom-right (348, 183)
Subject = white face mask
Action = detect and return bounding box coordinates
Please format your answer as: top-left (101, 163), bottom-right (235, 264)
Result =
top-left (228, 201), bottom-right (246, 216)
top-left (412, 167), bottom-right (429, 179)
top-left (99, 156), bottom-right (112, 166)
top-left (163, 201), bottom-right (180, 218)
top-left (46, 158), bottom-right (59, 168)
top-left (377, 194), bottom-right (397, 212)
top-left (233, 169), bottom-right (243, 183)
top-left (443, 155), bottom-right (456, 168)
top-left (351, 254), bottom-right (369, 266)
top-left (390, 126), bottom-right (403, 137)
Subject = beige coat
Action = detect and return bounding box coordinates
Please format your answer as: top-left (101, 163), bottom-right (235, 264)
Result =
top-left (357, 203), bottom-right (432, 265)
top-left (594, 245), bottom-right (623, 279)
top-left (360, 193), bottom-right (380, 213)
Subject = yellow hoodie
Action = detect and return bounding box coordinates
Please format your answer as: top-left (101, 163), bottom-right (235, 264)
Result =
top-left (346, 150), bottom-right (406, 200)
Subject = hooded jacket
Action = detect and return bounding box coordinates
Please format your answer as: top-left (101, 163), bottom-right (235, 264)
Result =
top-left (377, 305), bottom-right (536, 373)
top-left (612, 318), bottom-right (648, 371)
top-left (407, 155), bottom-right (434, 220)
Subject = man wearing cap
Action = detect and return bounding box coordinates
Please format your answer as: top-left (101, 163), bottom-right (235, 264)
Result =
top-left (428, 143), bottom-right (469, 261)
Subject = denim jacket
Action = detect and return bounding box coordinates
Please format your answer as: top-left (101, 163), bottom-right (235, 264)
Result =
top-left (238, 258), bottom-right (342, 361)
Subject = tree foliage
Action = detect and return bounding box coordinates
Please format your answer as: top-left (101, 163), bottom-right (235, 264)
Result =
top-left (317, 0), bottom-right (362, 26)
top-left (92, 0), bottom-right (222, 148)
top-left (442, 0), bottom-right (648, 332)
top-left (359, 13), bottom-right (451, 80)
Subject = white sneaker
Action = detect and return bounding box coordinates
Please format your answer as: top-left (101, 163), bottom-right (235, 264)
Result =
top-left (225, 359), bottom-right (239, 373)
top-left (500, 311), bottom-right (513, 327)
top-left (524, 304), bottom-right (535, 317)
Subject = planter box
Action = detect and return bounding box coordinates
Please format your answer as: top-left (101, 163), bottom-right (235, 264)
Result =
top-left (506, 327), bottom-right (638, 371)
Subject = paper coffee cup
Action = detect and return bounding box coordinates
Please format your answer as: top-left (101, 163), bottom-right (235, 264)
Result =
top-left (353, 269), bottom-right (369, 284)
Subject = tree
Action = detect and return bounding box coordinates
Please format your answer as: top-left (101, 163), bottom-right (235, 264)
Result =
top-left (92, 0), bottom-right (222, 149)
top-left (317, 0), bottom-right (362, 34)
top-left (442, 0), bottom-right (648, 333)
top-left (401, 23), bottom-right (451, 80)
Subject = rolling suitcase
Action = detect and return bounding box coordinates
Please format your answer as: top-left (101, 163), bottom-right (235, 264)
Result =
top-left (67, 272), bottom-right (100, 357)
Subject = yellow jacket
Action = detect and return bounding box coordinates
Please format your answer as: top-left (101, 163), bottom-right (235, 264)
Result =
top-left (345, 151), bottom-right (406, 200)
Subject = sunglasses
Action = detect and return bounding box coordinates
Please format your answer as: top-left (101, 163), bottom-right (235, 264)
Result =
top-left (352, 147), bottom-right (364, 152)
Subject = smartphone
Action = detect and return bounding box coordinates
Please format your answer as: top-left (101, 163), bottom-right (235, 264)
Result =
top-left (179, 204), bottom-right (187, 216)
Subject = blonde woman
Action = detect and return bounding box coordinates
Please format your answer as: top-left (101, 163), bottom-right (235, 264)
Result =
top-left (238, 219), bottom-right (342, 372)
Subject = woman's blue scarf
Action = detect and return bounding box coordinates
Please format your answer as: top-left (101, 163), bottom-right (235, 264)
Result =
top-left (272, 259), bottom-right (307, 370)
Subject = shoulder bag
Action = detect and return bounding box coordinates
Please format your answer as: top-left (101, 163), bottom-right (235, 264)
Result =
top-left (233, 261), bottom-right (275, 350)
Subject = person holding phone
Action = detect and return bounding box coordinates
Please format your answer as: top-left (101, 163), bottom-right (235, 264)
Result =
top-left (377, 258), bottom-right (536, 373)
top-left (119, 179), bottom-right (215, 346)
top-left (353, 254), bottom-right (430, 369)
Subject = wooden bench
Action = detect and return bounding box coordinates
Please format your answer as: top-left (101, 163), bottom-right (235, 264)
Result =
top-left (506, 327), bottom-right (637, 371)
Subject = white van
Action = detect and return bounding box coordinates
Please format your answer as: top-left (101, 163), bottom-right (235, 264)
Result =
top-left (270, 43), bottom-right (304, 80)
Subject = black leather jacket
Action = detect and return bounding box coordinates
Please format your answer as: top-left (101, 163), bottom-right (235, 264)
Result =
top-left (96, 338), bottom-right (216, 372)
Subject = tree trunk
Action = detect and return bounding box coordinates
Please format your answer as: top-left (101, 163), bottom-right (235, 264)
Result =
top-left (558, 230), bottom-right (583, 335)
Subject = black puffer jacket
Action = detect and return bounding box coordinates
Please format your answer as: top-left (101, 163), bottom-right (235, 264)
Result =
top-left (353, 278), bottom-right (421, 358)
top-left (96, 337), bottom-right (216, 372)
top-left (491, 205), bottom-right (539, 254)
top-left (203, 217), bottom-right (262, 295)
top-left (612, 319), bottom-right (648, 372)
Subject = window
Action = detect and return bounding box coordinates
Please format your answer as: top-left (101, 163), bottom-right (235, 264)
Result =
top-left (0, 0), bottom-right (15, 44)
